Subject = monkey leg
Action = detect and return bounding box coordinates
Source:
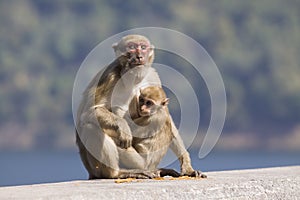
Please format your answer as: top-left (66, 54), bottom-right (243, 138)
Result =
top-left (77, 125), bottom-right (162, 179)
top-left (118, 146), bottom-right (146, 169)
top-left (118, 147), bottom-right (168, 179)
top-left (118, 146), bottom-right (180, 178)
top-left (76, 124), bottom-right (121, 179)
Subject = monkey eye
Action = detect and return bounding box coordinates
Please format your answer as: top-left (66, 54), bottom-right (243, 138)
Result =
top-left (141, 44), bottom-right (147, 50)
top-left (139, 97), bottom-right (145, 104)
top-left (145, 100), bottom-right (154, 107)
top-left (128, 44), bottom-right (136, 49)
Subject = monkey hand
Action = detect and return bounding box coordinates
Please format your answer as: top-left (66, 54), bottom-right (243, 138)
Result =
top-left (116, 118), bottom-right (133, 149)
top-left (182, 170), bottom-right (207, 178)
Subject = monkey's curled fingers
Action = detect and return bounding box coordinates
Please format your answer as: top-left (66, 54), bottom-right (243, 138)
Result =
top-left (185, 170), bottom-right (207, 178)
top-left (116, 118), bottom-right (133, 149)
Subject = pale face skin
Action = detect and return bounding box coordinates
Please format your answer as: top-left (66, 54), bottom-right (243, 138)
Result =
top-left (125, 41), bottom-right (151, 65)
top-left (137, 96), bottom-right (168, 117)
top-left (138, 96), bottom-right (156, 116)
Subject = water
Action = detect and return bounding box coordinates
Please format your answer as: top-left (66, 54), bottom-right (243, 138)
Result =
top-left (0, 150), bottom-right (299, 187)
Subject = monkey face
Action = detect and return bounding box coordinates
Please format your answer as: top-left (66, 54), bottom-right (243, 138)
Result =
top-left (113, 35), bottom-right (155, 66)
top-left (137, 96), bottom-right (168, 117)
top-left (125, 42), bottom-right (151, 65)
top-left (138, 97), bottom-right (156, 116)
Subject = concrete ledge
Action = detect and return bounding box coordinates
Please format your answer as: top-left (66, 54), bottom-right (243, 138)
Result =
top-left (1, 166), bottom-right (299, 199)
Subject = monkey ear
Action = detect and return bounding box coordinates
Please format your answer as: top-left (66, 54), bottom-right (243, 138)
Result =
top-left (112, 43), bottom-right (123, 57)
top-left (149, 45), bottom-right (155, 55)
top-left (148, 45), bottom-right (155, 64)
top-left (112, 43), bottom-right (119, 52)
top-left (162, 98), bottom-right (169, 106)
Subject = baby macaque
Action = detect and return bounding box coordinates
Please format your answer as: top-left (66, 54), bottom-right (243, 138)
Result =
top-left (127, 86), bottom-right (206, 178)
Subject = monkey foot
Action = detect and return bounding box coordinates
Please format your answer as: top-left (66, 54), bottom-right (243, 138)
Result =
top-left (158, 168), bottom-right (181, 177)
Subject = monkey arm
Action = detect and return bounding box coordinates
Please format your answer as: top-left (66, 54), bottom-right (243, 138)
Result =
top-left (169, 118), bottom-right (194, 174)
top-left (93, 105), bottom-right (133, 149)
top-left (169, 117), bottom-right (206, 178)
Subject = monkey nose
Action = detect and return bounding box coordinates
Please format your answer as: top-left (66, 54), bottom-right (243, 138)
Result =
top-left (141, 105), bottom-right (147, 110)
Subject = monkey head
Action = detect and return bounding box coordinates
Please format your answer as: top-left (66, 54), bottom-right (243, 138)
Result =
top-left (137, 86), bottom-right (169, 117)
top-left (112, 35), bottom-right (155, 66)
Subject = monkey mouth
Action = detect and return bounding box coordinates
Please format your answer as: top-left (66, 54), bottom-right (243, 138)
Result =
top-left (139, 111), bottom-right (151, 117)
top-left (128, 54), bottom-right (145, 65)
top-left (131, 58), bottom-right (145, 65)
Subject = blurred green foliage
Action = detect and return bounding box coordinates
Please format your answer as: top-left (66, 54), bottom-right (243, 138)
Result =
top-left (0, 0), bottom-right (299, 150)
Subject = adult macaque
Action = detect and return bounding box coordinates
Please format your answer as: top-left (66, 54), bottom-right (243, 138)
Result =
top-left (76, 35), bottom-right (175, 179)
top-left (76, 34), bottom-right (205, 179)
top-left (127, 86), bottom-right (206, 178)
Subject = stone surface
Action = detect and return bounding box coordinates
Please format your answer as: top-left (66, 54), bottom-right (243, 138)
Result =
top-left (0, 166), bottom-right (299, 200)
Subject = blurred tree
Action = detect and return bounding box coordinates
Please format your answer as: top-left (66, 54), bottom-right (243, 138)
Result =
top-left (0, 0), bottom-right (299, 150)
